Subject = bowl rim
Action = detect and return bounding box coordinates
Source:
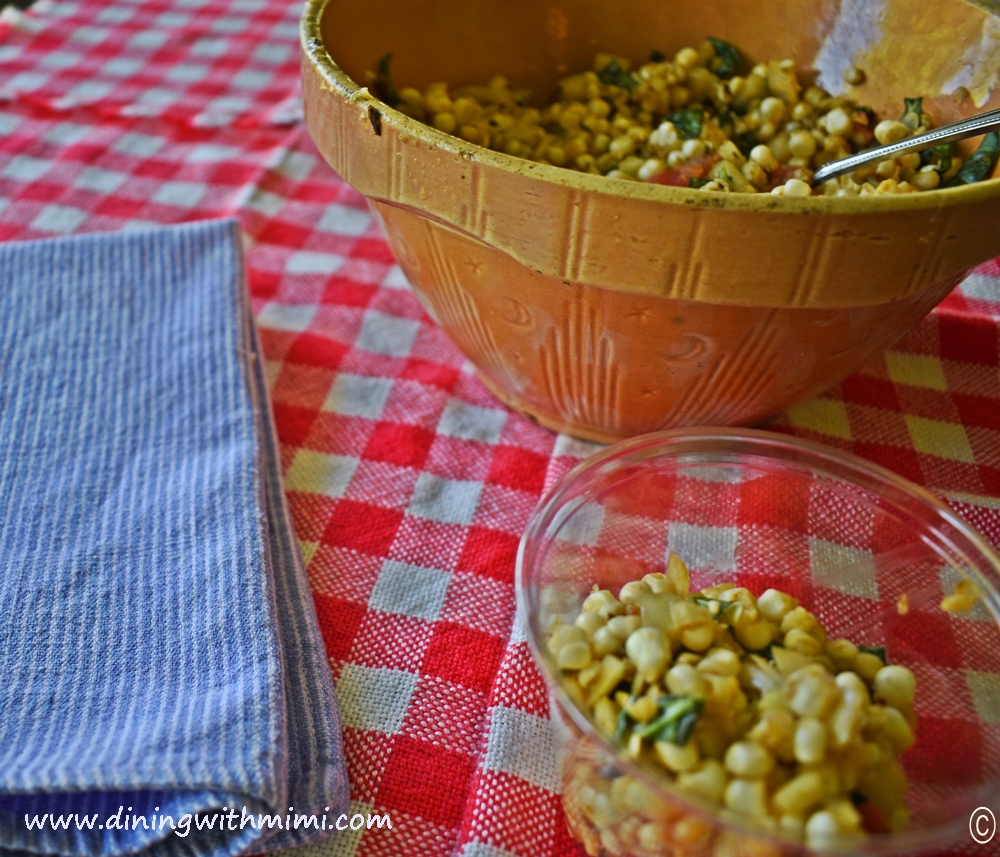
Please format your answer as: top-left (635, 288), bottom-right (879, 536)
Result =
top-left (301, 0), bottom-right (1000, 216)
top-left (515, 426), bottom-right (1000, 855)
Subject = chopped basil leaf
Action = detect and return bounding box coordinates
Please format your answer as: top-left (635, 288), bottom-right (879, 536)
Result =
top-left (668, 106), bottom-right (705, 139)
top-left (943, 131), bottom-right (1000, 188)
top-left (692, 594), bottom-right (721, 614)
top-left (920, 142), bottom-right (953, 174)
top-left (371, 52), bottom-right (399, 107)
top-left (597, 59), bottom-right (638, 90)
top-left (635, 695), bottom-right (705, 745)
top-left (706, 37), bottom-right (740, 78)
top-left (671, 709), bottom-right (702, 746)
top-left (689, 177), bottom-right (711, 189)
top-left (649, 49), bottom-right (666, 63)
top-left (614, 707), bottom-right (633, 743)
top-left (716, 110), bottom-right (735, 132)
top-left (859, 645), bottom-right (887, 664)
top-left (901, 97), bottom-right (923, 130)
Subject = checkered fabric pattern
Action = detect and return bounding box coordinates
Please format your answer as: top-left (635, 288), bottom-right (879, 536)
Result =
top-left (2, 2), bottom-right (1000, 856)
top-left (0, 0), bottom-right (303, 126)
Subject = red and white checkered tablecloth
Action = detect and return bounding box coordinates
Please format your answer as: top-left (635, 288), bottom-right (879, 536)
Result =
top-left (2, 2), bottom-right (1000, 856)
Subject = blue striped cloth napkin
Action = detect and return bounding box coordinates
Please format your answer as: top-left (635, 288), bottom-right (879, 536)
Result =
top-left (0, 220), bottom-right (348, 857)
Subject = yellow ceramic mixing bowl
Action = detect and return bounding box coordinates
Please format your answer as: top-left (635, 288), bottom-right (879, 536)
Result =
top-left (301, 0), bottom-right (1000, 443)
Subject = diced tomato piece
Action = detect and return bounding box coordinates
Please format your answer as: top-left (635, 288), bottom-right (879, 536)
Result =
top-left (764, 164), bottom-right (812, 191)
top-left (852, 122), bottom-right (875, 146)
top-left (857, 802), bottom-right (891, 835)
top-left (646, 155), bottom-right (720, 187)
top-left (647, 168), bottom-right (692, 186)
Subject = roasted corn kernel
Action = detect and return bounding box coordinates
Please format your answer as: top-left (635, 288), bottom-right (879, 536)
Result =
top-left (548, 550), bottom-right (918, 853)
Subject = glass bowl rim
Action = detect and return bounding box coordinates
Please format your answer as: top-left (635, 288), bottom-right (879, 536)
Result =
top-left (515, 426), bottom-right (1000, 855)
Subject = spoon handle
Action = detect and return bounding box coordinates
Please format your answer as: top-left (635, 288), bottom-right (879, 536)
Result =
top-left (811, 106), bottom-right (1000, 185)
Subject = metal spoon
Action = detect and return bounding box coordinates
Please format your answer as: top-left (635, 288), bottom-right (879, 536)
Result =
top-left (811, 105), bottom-right (1000, 185)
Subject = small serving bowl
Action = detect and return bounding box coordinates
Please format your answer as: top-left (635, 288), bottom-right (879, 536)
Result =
top-left (516, 428), bottom-right (1000, 856)
top-left (301, 0), bottom-right (1000, 443)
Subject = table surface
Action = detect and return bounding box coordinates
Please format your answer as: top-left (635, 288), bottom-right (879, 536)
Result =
top-left (2, 2), bottom-right (999, 856)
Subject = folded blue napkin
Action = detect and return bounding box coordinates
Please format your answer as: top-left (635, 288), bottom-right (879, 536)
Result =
top-left (0, 220), bottom-right (348, 857)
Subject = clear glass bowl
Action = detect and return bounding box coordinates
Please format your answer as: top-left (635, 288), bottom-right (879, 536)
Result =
top-left (516, 428), bottom-right (1000, 856)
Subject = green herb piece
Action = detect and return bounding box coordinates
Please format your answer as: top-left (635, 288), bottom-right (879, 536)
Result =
top-left (635, 695), bottom-right (705, 745)
top-left (920, 142), bottom-right (953, 175)
top-left (649, 49), bottom-right (666, 63)
top-left (901, 97), bottom-right (923, 131)
top-left (371, 52), bottom-right (399, 107)
top-left (688, 177), bottom-right (711, 189)
top-left (706, 37), bottom-right (740, 78)
top-left (670, 707), bottom-right (703, 746)
top-left (614, 707), bottom-right (633, 743)
top-left (943, 131), bottom-right (1000, 188)
top-left (859, 645), bottom-right (887, 664)
top-left (597, 59), bottom-right (638, 90)
top-left (716, 110), bottom-right (735, 132)
top-left (668, 106), bottom-right (705, 139)
top-left (692, 595), bottom-right (721, 614)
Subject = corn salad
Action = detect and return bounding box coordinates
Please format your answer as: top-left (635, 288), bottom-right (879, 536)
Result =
top-left (547, 553), bottom-right (916, 854)
top-left (368, 41), bottom-right (999, 197)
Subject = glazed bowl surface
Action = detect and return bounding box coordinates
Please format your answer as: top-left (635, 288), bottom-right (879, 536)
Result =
top-left (301, 0), bottom-right (1000, 442)
top-left (516, 428), bottom-right (1000, 856)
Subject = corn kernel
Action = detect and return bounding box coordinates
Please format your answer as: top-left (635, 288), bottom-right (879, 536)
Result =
top-left (557, 641), bottom-right (592, 671)
top-left (677, 759), bottom-right (728, 803)
top-left (625, 626), bottom-right (671, 681)
top-left (698, 647), bottom-right (742, 676)
top-left (874, 119), bottom-right (909, 145)
top-left (667, 662), bottom-right (708, 697)
top-left (874, 664), bottom-right (916, 710)
top-left (656, 739), bottom-right (700, 772)
top-left (853, 652), bottom-right (885, 683)
top-left (941, 579), bottom-right (982, 613)
top-left (547, 623), bottom-right (586, 656)
top-left (783, 178), bottom-right (812, 197)
top-left (724, 740), bottom-right (775, 777)
top-left (794, 717), bottom-right (827, 764)
top-left (724, 778), bottom-right (768, 816)
top-left (773, 771), bottom-right (825, 816)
